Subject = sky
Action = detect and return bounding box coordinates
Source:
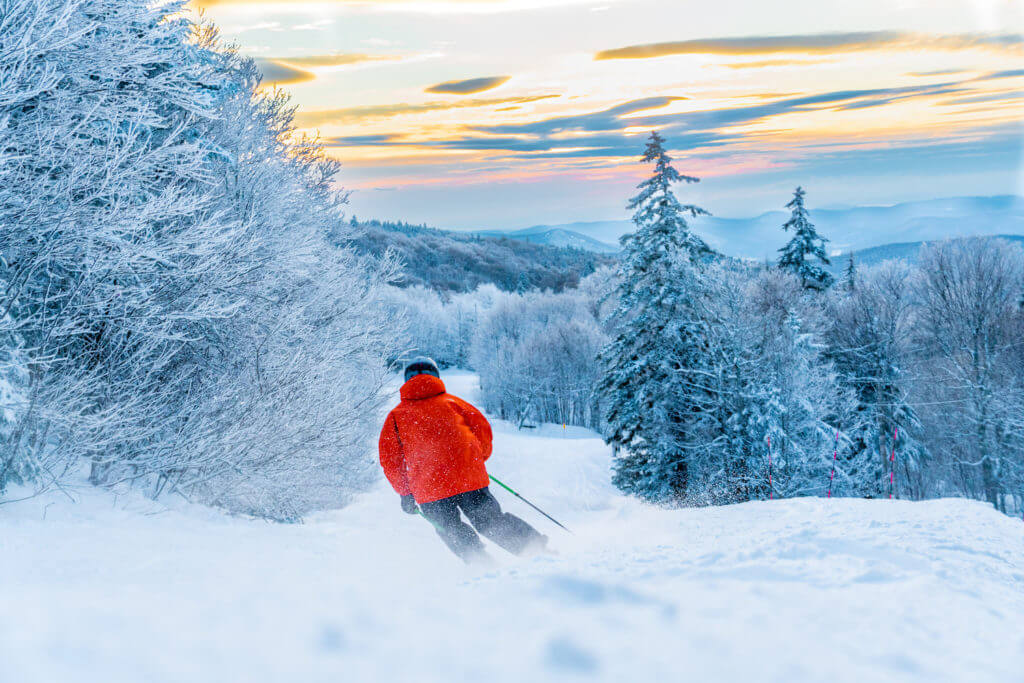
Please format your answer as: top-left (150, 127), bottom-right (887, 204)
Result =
top-left (188, 0), bottom-right (1024, 230)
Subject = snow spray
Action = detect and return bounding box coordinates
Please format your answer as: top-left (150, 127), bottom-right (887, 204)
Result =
top-left (827, 429), bottom-right (840, 498)
top-left (888, 426), bottom-right (898, 499)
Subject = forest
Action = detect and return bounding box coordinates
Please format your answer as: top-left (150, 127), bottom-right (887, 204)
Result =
top-left (391, 137), bottom-right (1024, 516)
top-left (2, 0), bottom-right (1022, 520)
top-left (346, 219), bottom-right (613, 293)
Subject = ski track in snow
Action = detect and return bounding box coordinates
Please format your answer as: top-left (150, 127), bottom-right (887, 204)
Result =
top-left (3, 371), bottom-right (1024, 682)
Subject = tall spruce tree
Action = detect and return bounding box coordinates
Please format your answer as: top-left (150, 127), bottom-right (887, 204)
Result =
top-left (844, 253), bottom-right (857, 291)
top-left (778, 187), bottom-right (834, 291)
top-left (597, 132), bottom-right (711, 503)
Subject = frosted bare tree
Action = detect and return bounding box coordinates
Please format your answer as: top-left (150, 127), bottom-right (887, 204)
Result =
top-left (914, 238), bottom-right (1024, 512)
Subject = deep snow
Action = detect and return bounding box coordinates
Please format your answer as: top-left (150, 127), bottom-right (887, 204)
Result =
top-left (3, 370), bottom-right (1024, 682)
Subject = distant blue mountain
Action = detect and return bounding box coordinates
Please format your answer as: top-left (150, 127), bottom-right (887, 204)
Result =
top-left (508, 196), bottom-right (1024, 259)
top-left (826, 234), bottom-right (1024, 275)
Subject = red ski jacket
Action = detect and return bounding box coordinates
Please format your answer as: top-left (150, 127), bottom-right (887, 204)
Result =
top-left (378, 374), bottom-right (493, 504)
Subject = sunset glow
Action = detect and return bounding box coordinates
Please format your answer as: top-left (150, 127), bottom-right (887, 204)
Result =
top-left (189, 0), bottom-right (1024, 228)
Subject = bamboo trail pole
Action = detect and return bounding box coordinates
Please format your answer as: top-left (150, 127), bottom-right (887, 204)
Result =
top-left (888, 426), bottom-right (899, 499)
top-left (827, 429), bottom-right (840, 498)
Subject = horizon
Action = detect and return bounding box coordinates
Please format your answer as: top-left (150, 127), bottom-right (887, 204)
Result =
top-left (466, 191), bottom-right (1024, 232)
top-left (188, 0), bottom-right (1023, 232)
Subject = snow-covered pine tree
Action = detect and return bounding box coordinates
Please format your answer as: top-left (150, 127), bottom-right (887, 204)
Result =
top-left (843, 253), bottom-right (857, 291)
top-left (777, 187), bottom-right (834, 291)
top-left (597, 132), bottom-right (712, 503)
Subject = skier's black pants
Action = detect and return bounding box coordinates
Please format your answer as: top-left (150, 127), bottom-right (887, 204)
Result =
top-left (419, 486), bottom-right (545, 561)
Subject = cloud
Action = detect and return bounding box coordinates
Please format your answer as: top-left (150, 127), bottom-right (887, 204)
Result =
top-left (907, 69), bottom-right (972, 77)
top-left (271, 53), bottom-right (398, 67)
top-left (254, 53), bottom-right (396, 86)
top-left (940, 91), bottom-right (1024, 106)
top-left (976, 69), bottom-right (1024, 81)
top-left (253, 59), bottom-right (314, 85)
top-left (296, 94), bottom-right (559, 127)
top-left (595, 32), bottom-right (1024, 60)
top-left (425, 76), bottom-right (510, 94)
top-left (721, 58), bottom-right (832, 70)
top-left (192, 0), bottom-right (493, 5)
top-left (327, 83), bottom-right (976, 157)
top-left (190, 0), bottom-right (603, 11)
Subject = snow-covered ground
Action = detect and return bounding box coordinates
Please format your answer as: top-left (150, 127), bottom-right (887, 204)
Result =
top-left (3, 370), bottom-right (1024, 682)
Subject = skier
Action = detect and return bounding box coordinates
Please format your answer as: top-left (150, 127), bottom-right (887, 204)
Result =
top-left (379, 357), bottom-right (548, 563)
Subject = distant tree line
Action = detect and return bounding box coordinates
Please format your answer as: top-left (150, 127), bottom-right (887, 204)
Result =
top-left (345, 219), bottom-right (615, 294)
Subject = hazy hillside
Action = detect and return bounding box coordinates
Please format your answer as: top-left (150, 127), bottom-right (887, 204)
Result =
top-left (827, 234), bottom-right (1024, 274)
top-left (471, 226), bottom-right (620, 254)
top-left (345, 220), bottom-right (615, 293)
top-left (518, 196), bottom-right (1024, 260)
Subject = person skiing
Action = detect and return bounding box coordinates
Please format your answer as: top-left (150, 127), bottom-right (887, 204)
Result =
top-left (379, 357), bottom-right (548, 563)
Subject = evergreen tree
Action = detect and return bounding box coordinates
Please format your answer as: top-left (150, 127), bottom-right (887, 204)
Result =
top-left (597, 132), bottom-right (711, 503)
top-left (514, 271), bottom-right (532, 294)
top-left (777, 187), bottom-right (834, 291)
top-left (844, 253), bottom-right (857, 291)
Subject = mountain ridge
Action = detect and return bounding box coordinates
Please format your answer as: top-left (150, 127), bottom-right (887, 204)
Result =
top-left (481, 195), bottom-right (1024, 258)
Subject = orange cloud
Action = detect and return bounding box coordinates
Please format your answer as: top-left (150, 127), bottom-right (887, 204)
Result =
top-left (272, 53), bottom-right (399, 67)
top-left (296, 94), bottom-right (559, 127)
top-left (425, 76), bottom-right (511, 95)
top-left (192, 0), bottom-right (513, 6)
top-left (720, 58), bottom-right (832, 69)
top-left (254, 59), bottom-right (314, 85)
top-left (595, 32), bottom-right (1024, 60)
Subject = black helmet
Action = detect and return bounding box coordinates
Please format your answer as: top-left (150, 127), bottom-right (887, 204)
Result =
top-left (404, 356), bottom-right (440, 383)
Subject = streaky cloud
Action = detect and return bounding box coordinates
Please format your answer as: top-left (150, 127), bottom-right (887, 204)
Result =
top-left (296, 94), bottom-right (559, 127)
top-left (327, 81), bottom-right (986, 158)
top-left (595, 32), bottom-right (1024, 60)
top-left (721, 58), bottom-right (832, 69)
top-left (253, 59), bottom-right (314, 85)
top-left (271, 53), bottom-right (398, 67)
top-left (426, 76), bottom-right (510, 94)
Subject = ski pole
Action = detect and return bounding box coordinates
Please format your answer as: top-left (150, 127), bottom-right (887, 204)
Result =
top-left (827, 429), bottom-right (839, 498)
top-left (489, 474), bottom-right (573, 535)
top-left (415, 508), bottom-right (446, 534)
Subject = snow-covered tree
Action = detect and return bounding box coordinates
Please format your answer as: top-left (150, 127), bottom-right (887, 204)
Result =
top-left (0, 309), bottom-right (37, 493)
top-left (469, 285), bottom-right (607, 430)
top-left (700, 267), bottom-right (853, 503)
top-left (597, 132), bottom-right (713, 503)
top-left (777, 187), bottom-right (834, 291)
top-left (843, 253), bottom-right (857, 292)
top-left (914, 238), bottom-right (1024, 512)
top-left (823, 261), bottom-right (926, 498)
top-left (0, 1), bottom-right (398, 517)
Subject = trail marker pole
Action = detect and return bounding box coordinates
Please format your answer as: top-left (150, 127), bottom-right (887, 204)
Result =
top-left (888, 426), bottom-right (899, 500)
top-left (767, 435), bottom-right (773, 500)
top-left (827, 429), bottom-right (840, 498)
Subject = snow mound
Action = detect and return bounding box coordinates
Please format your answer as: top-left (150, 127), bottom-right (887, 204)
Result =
top-left (3, 371), bottom-right (1023, 682)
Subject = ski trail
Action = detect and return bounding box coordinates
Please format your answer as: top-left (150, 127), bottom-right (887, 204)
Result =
top-left (2, 371), bottom-right (1024, 682)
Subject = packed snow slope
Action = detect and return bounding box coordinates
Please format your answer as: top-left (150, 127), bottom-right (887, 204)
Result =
top-left (3, 371), bottom-right (1024, 683)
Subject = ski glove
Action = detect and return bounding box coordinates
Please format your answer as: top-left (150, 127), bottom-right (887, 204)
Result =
top-left (400, 494), bottom-right (419, 515)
